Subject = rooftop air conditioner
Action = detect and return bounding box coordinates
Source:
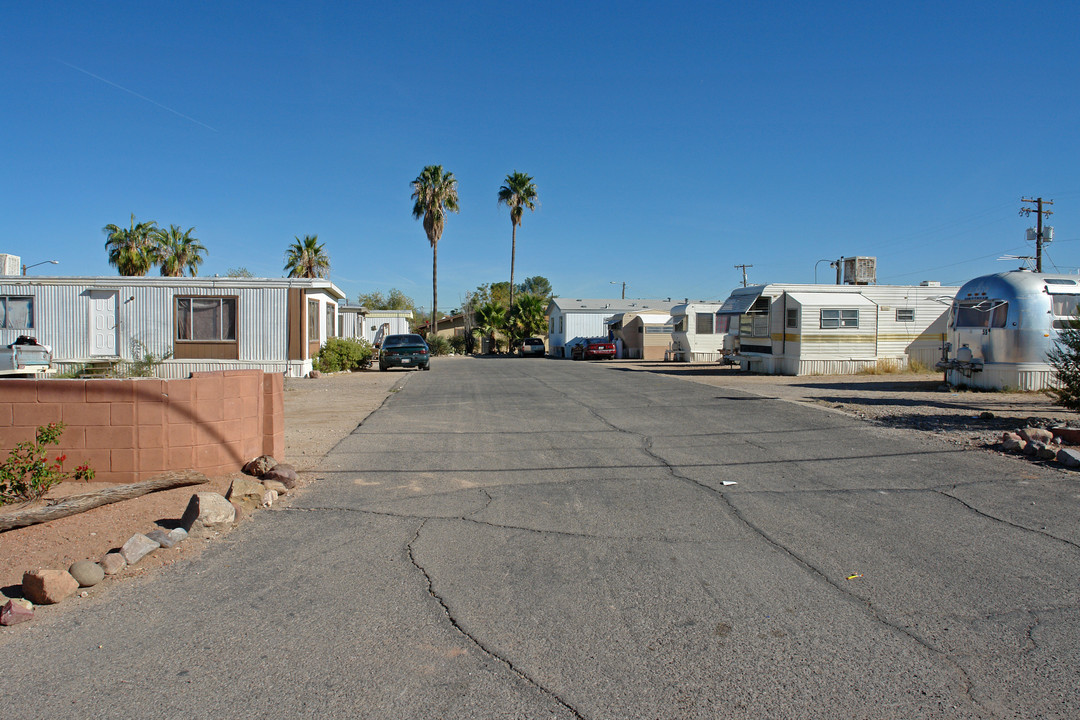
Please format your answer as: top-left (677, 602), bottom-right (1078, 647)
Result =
top-left (842, 256), bottom-right (876, 285)
top-left (0, 254), bottom-right (20, 276)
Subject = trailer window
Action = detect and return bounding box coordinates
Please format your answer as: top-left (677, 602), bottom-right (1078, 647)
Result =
top-left (716, 315), bottom-right (729, 333)
top-left (820, 309), bottom-right (858, 329)
top-left (896, 308), bottom-right (915, 322)
top-left (696, 313), bottom-right (713, 334)
top-left (954, 300), bottom-right (1007, 329)
top-left (0, 296), bottom-right (33, 329)
top-left (786, 308), bottom-right (799, 329)
top-left (177, 297), bottom-right (237, 341)
top-left (1052, 295), bottom-right (1080, 328)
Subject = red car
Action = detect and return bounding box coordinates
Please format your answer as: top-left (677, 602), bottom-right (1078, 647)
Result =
top-left (571, 339), bottom-right (616, 360)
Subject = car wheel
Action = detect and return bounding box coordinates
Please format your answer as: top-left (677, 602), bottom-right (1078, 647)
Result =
top-left (379, 363), bottom-right (386, 371)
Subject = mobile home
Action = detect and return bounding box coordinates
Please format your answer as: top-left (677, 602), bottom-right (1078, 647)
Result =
top-left (667, 302), bottom-right (726, 362)
top-left (338, 306), bottom-right (414, 345)
top-left (547, 298), bottom-right (678, 358)
top-left (938, 270), bottom-right (1080, 390)
top-left (718, 282), bottom-right (958, 375)
top-left (0, 275), bottom-right (346, 378)
top-left (607, 311), bottom-right (674, 360)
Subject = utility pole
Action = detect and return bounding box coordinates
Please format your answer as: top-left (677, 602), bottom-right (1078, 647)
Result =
top-left (1020, 197), bottom-right (1054, 272)
top-left (734, 264), bottom-right (753, 288)
top-left (609, 281), bottom-right (626, 299)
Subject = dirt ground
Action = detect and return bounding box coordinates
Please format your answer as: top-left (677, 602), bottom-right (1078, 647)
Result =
top-left (1, 358), bottom-right (1074, 605)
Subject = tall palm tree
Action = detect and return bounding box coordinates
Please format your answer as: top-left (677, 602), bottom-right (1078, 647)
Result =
top-left (104, 213), bottom-right (159, 276)
top-left (154, 224), bottom-right (206, 277)
top-left (497, 171), bottom-right (538, 310)
top-left (411, 165), bottom-right (459, 335)
top-left (283, 235), bottom-right (330, 278)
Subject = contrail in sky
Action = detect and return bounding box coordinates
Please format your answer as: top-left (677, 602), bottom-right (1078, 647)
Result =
top-left (58, 59), bottom-right (218, 132)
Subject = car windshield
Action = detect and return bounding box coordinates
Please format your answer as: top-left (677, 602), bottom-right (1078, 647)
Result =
top-left (383, 334), bottom-right (425, 348)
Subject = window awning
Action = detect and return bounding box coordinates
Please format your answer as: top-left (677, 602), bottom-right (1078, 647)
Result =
top-left (717, 288), bottom-right (765, 315)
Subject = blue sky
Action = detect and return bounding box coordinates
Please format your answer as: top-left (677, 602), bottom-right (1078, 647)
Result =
top-left (4, 2), bottom-right (1079, 312)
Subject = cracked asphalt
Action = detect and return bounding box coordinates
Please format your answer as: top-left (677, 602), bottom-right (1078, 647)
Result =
top-left (5, 357), bottom-right (1080, 719)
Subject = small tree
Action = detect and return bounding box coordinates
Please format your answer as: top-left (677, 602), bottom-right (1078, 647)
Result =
top-left (1048, 312), bottom-right (1080, 410)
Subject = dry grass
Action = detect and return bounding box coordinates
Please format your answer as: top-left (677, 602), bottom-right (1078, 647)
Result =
top-left (856, 358), bottom-right (931, 376)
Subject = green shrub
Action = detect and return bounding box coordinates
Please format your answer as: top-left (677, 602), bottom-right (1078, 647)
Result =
top-left (426, 334), bottom-right (452, 357)
top-left (0, 422), bottom-right (95, 504)
top-left (315, 337), bottom-right (374, 372)
top-left (448, 334), bottom-right (467, 354)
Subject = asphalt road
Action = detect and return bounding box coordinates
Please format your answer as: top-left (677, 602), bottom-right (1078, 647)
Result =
top-left (5, 357), bottom-right (1079, 719)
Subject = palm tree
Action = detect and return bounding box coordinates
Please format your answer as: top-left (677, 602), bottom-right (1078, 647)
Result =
top-left (497, 171), bottom-right (538, 310)
top-left (507, 293), bottom-right (547, 341)
top-left (154, 225), bottom-right (206, 277)
top-left (104, 213), bottom-right (159, 276)
top-left (283, 235), bottom-right (330, 278)
top-left (474, 300), bottom-right (506, 354)
top-left (411, 165), bottom-right (459, 335)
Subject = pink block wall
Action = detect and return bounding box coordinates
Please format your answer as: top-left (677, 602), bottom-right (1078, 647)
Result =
top-left (0, 370), bottom-right (284, 483)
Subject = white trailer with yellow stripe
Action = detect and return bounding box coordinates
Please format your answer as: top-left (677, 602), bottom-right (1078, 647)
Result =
top-left (717, 282), bottom-right (958, 375)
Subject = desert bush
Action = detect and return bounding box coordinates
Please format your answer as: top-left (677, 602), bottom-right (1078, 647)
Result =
top-left (448, 334), bottom-right (467, 354)
top-left (426, 334), bottom-right (452, 357)
top-left (0, 422), bottom-right (95, 504)
top-left (315, 337), bottom-right (374, 372)
top-left (119, 339), bottom-right (172, 377)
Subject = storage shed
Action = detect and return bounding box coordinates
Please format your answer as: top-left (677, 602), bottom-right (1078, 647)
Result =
top-left (718, 282), bottom-right (958, 375)
top-left (0, 275), bottom-right (346, 378)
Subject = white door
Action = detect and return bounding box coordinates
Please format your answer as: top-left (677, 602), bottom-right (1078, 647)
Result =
top-left (89, 291), bottom-right (118, 356)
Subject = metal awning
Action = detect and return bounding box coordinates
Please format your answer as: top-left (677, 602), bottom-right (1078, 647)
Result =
top-left (717, 288), bottom-right (765, 315)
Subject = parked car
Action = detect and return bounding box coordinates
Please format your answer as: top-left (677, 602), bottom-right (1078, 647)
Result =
top-left (517, 337), bottom-right (546, 357)
top-left (571, 339), bottom-right (616, 360)
top-left (378, 333), bottom-right (431, 371)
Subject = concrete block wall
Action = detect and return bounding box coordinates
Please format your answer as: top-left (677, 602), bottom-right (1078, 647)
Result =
top-left (0, 370), bottom-right (284, 483)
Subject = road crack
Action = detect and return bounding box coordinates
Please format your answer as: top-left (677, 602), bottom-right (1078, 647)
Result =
top-left (407, 519), bottom-right (586, 719)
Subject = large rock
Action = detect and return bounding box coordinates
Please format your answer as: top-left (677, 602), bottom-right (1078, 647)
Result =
top-left (1036, 444), bottom-right (1058, 461)
top-left (1000, 434), bottom-right (1023, 452)
top-left (227, 477), bottom-right (266, 513)
top-left (100, 552), bottom-right (126, 576)
top-left (262, 479), bottom-right (288, 496)
top-left (181, 492), bottom-right (236, 533)
top-left (146, 529), bottom-right (180, 549)
top-left (68, 560), bottom-right (105, 588)
top-left (261, 466), bottom-right (299, 489)
top-left (1057, 448), bottom-right (1080, 469)
top-left (0, 600), bottom-right (34, 626)
top-left (1020, 427), bottom-right (1054, 444)
top-left (22, 569), bottom-right (79, 605)
top-left (243, 455), bottom-right (278, 477)
top-left (121, 534), bottom-right (161, 565)
top-left (167, 528), bottom-right (189, 545)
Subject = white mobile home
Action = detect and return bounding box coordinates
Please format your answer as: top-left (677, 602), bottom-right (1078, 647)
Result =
top-left (668, 302), bottom-right (726, 362)
top-left (0, 276), bottom-right (346, 378)
top-left (718, 283), bottom-right (958, 375)
top-left (338, 306), bottom-right (413, 345)
top-left (606, 311), bottom-right (674, 360)
top-left (547, 298), bottom-right (678, 358)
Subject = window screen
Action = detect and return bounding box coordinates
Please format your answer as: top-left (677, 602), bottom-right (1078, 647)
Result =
top-left (0, 297), bottom-right (33, 329)
top-left (177, 297), bottom-right (236, 340)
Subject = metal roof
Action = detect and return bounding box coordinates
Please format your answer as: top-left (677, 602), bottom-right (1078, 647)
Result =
top-left (547, 298), bottom-right (679, 313)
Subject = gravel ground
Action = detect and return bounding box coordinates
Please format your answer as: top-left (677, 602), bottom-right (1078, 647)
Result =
top-left (608, 361), bottom-right (1078, 452)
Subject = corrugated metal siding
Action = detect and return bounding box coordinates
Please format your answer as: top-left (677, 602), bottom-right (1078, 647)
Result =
top-left (565, 313), bottom-right (609, 343)
top-left (1, 282), bottom-right (291, 363)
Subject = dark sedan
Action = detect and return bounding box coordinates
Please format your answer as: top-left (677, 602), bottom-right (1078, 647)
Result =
top-left (379, 334), bottom-right (431, 371)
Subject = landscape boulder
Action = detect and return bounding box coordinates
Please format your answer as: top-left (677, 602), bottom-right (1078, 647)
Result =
top-left (227, 477), bottom-right (267, 513)
top-left (68, 560), bottom-right (105, 588)
top-left (1036, 444), bottom-right (1058, 461)
top-left (261, 465), bottom-right (299, 489)
top-left (1000, 433), bottom-right (1023, 452)
top-left (22, 569), bottom-right (79, 605)
top-left (308, 369), bottom-right (322, 379)
top-left (167, 528), bottom-right (189, 544)
top-left (1019, 427), bottom-right (1054, 444)
top-left (121, 534), bottom-right (161, 565)
top-left (146, 529), bottom-right (180, 549)
top-left (1057, 448), bottom-right (1080, 469)
top-left (0, 600), bottom-right (34, 626)
top-left (243, 455), bottom-right (278, 477)
top-left (100, 552), bottom-right (126, 576)
top-left (181, 492), bottom-right (236, 533)
top-left (262, 479), bottom-right (288, 496)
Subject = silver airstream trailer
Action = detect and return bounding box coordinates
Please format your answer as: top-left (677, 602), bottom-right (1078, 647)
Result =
top-left (938, 270), bottom-right (1080, 390)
